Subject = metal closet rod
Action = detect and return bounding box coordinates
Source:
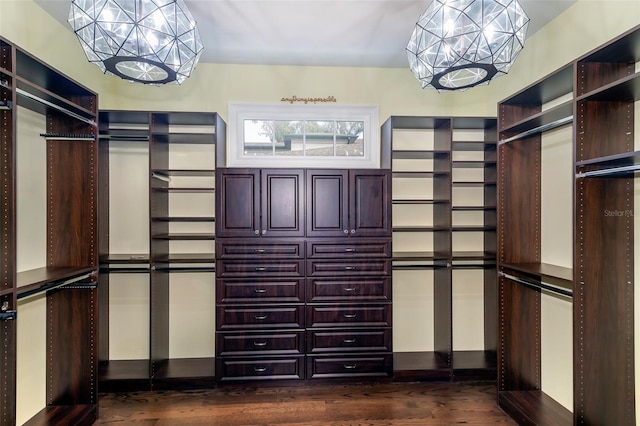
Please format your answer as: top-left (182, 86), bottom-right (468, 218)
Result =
top-left (499, 271), bottom-right (573, 298)
top-left (16, 87), bottom-right (96, 126)
top-left (17, 271), bottom-right (94, 301)
top-left (499, 115), bottom-right (573, 145)
top-left (577, 163), bottom-right (640, 178)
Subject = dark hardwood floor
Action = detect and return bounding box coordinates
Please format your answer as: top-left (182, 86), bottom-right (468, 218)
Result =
top-left (96, 381), bottom-right (516, 425)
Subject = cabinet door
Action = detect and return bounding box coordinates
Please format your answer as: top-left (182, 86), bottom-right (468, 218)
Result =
top-left (349, 170), bottom-right (391, 237)
top-left (217, 169), bottom-right (260, 238)
top-left (261, 169), bottom-right (304, 237)
top-left (306, 169), bottom-right (349, 237)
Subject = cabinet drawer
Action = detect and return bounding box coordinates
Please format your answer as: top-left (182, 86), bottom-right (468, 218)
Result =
top-left (307, 329), bottom-right (391, 353)
top-left (216, 240), bottom-right (304, 259)
top-left (306, 240), bottom-right (391, 258)
top-left (217, 331), bottom-right (304, 356)
top-left (217, 305), bottom-right (305, 330)
top-left (217, 279), bottom-right (304, 304)
top-left (306, 305), bottom-right (391, 328)
top-left (306, 260), bottom-right (391, 276)
top-left (307, 354), bottom-right (392, 379)
top-left (307, 277), bottom-right (390, 302)
top-left (217, 356), bottom-right (304, 382)
top-left (216, 260), bottom-right (304, 278)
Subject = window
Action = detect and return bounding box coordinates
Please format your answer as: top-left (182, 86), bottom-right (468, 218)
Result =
top-left (228, 103), bottom-right (379, 168)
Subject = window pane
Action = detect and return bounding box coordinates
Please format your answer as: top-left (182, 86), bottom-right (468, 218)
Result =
top-left (336, 120), bottom-right (364, 157)
top-left (305, 120), bottom-right (335, 157)
top-left (275, 120), bottom-right (304, 156)
top-left (243, 120), bottom-right (273, 156)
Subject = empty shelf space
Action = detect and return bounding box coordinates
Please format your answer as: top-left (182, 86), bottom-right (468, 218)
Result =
top-left (392, 150), bottom-right (450, 159)
top-left (576, 71), bottom-right (640, 102)
top-left (500, 262), bottom-right (573, 296)
top-left (576, 150), bottom-right (640, 177)
top-left (393, 225), bottom-right (449, 232)
top-left (151, 216), bottom-right (215, 222)
top-left (151, 169), bottom-right (216, 177)
top-left (393, 199), bottom-right (450, 205)
top-left (392, 171), bottom-right (449, 177)
top-left (153, 357), bottom-right (216, 379)
top-left (499, 101), bottom-right (573, 142)
top-left (452, 160), bottom-right (496, 168)
top-left (153, 253), bottom-right (216, 263)
top-left (452, 350), bottom-right (496, 370)
top-left (151, 187), bottom-right (215, 193)
top-left (99, 359), bottom-right (150, 381)
top-left (151, 233), bottom-right (215, 240)
top-left (452, 181), bottom-right (496, 187)
top-left (452, 141), bottom-right (497, 151)
top-left (499, 390), bottom-right (572, 426)
top-left (17, 266), bottom-right (96, 296)
top-left (100, 254), bottom-right (149, 264)
top-left (393, 352), bottom-right (451, 380)
top-left (151, 132), bottom-right (216, 144)
top-left (452, 226), bottom-right (496, 232)
top-left (452, 251), bottom-right (496, 260)
top-left (452, 205), bottom-right (496, 211)
top-left (393, 251), bottom-right (450, 261)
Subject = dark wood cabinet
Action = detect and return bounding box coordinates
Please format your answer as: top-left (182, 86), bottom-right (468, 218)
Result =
top-left (306, 169), bottom-right (390, 237)
top-left (216, 167), bottom-right (393, 382)
top-left (217, 168), bottom-right (304, 238)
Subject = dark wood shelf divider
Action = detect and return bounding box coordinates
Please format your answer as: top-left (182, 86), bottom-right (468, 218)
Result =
top-left (498, 23), bottom-right (640, 425)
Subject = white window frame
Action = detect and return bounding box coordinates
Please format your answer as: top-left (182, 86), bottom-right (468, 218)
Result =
top-left (227, 102), bottom-right (380, 168)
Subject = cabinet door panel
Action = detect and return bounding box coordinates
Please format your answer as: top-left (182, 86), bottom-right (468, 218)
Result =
top-left (262, 169), bottom-right (304, 237)
top-left (306, 260), bottom-right (391, 276)
top-left (216, 169), bottom-right (260, 238)
top-left (216, 240), bottom-right (304, 259)
top-left (306, 170), bottom-right (348, 237)
top-left (217, 306), bottom-right (305, 329)
top-left (216, 279), bottom-right (305, 304)
top-left (350, 170), bottom-right (391, 237)
top-left (217, 331), bottom-right (304, 356)
top-left (216, 260), bottom-right (304, 278)
top-left (307, 329), bottom-right (391, 353)
top-left (307, 354), bottom-right (392, 378)
top-left (306, 305), bottom-right (391, 327)
top-left (217, 357), bottom-right (304, 381)
top-left (307, 277), bottom-right (391, 302)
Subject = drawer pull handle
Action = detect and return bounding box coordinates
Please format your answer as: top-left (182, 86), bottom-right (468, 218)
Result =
top-left (344, 287), bottom-right (357, 292)
top-left (253, 341), bottom-right (268, 347)
top-left (343, 338), bottom-right (356, 344)
top-left (343, 313), bottom-right (357, 319)
top-left (254, 288), bottom-right (267, 293)
top-left (254, 314), bottom-right (269, 320)
top-left (343, 364), bottom-right (357, 369)
top-left (254, 249), bottom-right (267, 254)
top-left (254, 366), bottom-right (268, 372)
top-left (344, 266), bottom-right (355, 271)
top-left (344, 248), bottom-right (356, 252)
top-left (255, 267), bottom-right (267, 272)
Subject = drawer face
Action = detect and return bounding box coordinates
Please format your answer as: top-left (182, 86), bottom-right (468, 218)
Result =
top-left (216, 240), bottom-right (304, 259)
top-left (217, 305), bottom-right (305, 330)
top-left (217, 279), bottom-right (304, 304)
top-left (306, 260), bottom-right (391, 276)
top-left (217, 357), bottom-right (304, 381)
top-left (216, 260), bottom-right (304, 278)
top-left (307, 354), bottom-right (392, 379)
top-left (217, 331), bottom-right (304, 356)
top-left (306, 240), bottom-right (391, 258)
top-left (307, 329), bottom-right (391, 353)
top-left (307, 277), bottom-right (390, 302)
top-left (306, 305), bottom-right (391, 328)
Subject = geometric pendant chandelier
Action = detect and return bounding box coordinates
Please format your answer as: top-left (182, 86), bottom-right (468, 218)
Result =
top-left (68, 0), bottom-right (203, 85)
top-left (407, 0), bottom-right (530, 91)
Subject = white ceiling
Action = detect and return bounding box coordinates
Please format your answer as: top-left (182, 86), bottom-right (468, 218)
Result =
top-left (34, 0), bottom-right (576, 68)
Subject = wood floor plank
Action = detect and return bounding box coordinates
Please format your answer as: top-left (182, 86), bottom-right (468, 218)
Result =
top-left (96, 382), bottom-right (517, 425)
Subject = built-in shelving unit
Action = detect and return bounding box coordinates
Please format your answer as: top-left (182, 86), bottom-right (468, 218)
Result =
top-left (99, 110), bottom-right (226, 391)
top-left (0, 35), bottom-right (98, 426)
top-left (382, 115), bottom-right (497, 382)
top-left (498, 23), bottom-right (640, 426)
